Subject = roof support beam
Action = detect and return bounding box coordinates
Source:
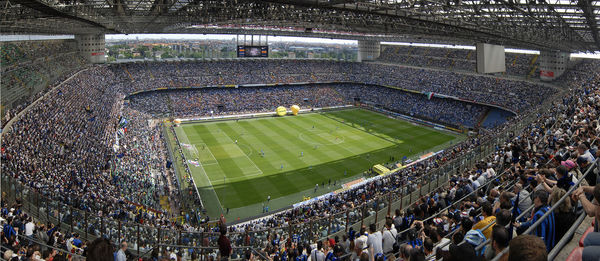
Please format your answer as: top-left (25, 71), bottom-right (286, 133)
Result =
top-left (577, 0), bottom-right (600, 50)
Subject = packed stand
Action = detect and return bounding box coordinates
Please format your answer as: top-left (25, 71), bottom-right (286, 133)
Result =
top-left (0, 58), bottom-right (582, 258)
top-left (377, 45), bottom-right (540, 77)
top-left (1, 40), bottom-right (88, 126)
top-left (115, 60), bottom-right (554, 114)
top-left (279, 60), bottom-right (598, 261)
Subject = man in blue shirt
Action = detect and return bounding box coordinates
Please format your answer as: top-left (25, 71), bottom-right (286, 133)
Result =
top-left (513, 190), bottom-right (555, 252)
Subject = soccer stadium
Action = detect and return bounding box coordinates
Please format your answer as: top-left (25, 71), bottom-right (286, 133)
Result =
top-left (1, 1), bottom-right (600, 261)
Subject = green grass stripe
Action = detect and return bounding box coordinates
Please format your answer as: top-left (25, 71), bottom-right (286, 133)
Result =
top-left (172, 109), bottom-right (462, 215)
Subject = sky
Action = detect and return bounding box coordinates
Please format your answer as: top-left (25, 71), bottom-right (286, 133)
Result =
top-left (2, 33), bottom-right (599, 58)
top-left (106, 34), bottom-right (600, 58)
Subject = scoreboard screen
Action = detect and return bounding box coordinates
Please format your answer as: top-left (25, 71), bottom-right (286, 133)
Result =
top-left (237, 46), bottom-right (268, 57)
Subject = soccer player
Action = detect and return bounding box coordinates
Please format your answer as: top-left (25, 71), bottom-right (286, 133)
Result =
top-left (281, 164), bottom-right (284, 170)
top-left (235, 140), bottom-right (238, 144)
top-left (315, 184), bottom-right (318, 192)
top-left (301, 152), bottom-right (303, 157)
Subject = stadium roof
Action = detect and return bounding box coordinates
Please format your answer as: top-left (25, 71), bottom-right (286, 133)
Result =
top-left (2, 0), bottom-right (599, 52)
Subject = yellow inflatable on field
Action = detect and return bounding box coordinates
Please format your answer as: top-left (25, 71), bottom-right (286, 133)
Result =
top-left (291, 105), bottom-right (300, 116)
top-left (276, 106), bottom-right (287, 116)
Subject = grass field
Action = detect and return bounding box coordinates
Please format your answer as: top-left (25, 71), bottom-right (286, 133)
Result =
top-left (171, 108), bottom-right (462, 219)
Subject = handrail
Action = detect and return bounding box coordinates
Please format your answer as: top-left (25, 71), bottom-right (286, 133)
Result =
top-left (396, 158), bottom-right (520, 239)
top-left (400, 86), bottom-right (567, 239)
top-left (420, 85), bottom-right (573, 258)
top-left (428, 185), bottom-right (534, 256)
top-left (16, 234), bottom-right (86, 259)
top-left (1, 67), bottom-right (90, 138)
top-left (0, 65), bottom-right (567, 252)
top-left (491, 156), bottom-right (600, 261)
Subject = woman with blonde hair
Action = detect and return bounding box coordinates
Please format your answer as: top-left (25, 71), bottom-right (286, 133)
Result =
top-left (550, 186), bottom-right (577, 240)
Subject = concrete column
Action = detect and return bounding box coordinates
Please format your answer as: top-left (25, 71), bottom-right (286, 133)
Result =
top-left (357, 40), bottom-right (380, 62)
top-left (75, 34), bottom-right (106, 63)
top-left (538, 50), bottom-right (570, 81)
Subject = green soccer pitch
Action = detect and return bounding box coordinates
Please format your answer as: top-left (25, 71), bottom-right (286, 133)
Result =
top-left (169, 108), bottom-right (463, 220)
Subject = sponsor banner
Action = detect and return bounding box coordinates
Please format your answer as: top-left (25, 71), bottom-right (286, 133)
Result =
top-left (293, 192), bottom-right (334, 208)
top-left (540, 70), bottom-right (555, 77)
top-left (91, 52), bottom-right (104, 56)
top-left (178, 105), bottom-right (353, 122)
top-left (187, 160), bottom-right (200, 167)
top-left (342, 178), bottom-right (366, 189)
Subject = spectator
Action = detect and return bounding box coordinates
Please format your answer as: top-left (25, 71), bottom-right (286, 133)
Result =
top-left (86, 238), bottom-right (115, 261)
top-left (115, 242), bottom-right (127, 261)
top-left (218, 224), bottom-right (232, 260)
top-left (367, 223), bottom-right (383, 259)
top-left (472, 201), bottom-right (496, 239)
top-left (514, 190), bottom-right (555, 252)
top-left (508, 234), bottom-right (547, 261)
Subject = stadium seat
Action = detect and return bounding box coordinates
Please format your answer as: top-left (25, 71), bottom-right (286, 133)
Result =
top-left (566, 247), bottom-right (583, 261)
top-left (579, 226), bottom-right (594, 247)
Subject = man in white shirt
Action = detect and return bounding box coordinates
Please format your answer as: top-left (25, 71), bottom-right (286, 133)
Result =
top-left (367, 224), bottom-right (383, 259)
top-left (382, 221), bottom-right (396, 254)
top-left (116, 242), bottom-right (127, 261)
top-left (310, 240), bottom-right (325, 261)
top-left (25, 218), bottom-right (35, 237)
top-left (486, 163), bottom-right (496, 179)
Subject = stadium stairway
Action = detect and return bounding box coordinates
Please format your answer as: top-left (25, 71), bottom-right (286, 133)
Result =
top-left (124, 66), bottom-right (135, 81)
top-left (527, 54), bottom-right (539, 78)
top-left (474, 107), bottom-right (491, 130)
top-left (556, 216), bottom-right (594, 260)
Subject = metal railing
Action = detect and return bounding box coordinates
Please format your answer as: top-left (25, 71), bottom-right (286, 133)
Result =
top-left (491, 157), bottom-right (600, 261)
top-left (0, 78), bottom-right (565, 257)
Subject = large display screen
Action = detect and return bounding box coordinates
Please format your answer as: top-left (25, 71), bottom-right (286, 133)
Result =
top-left (237, 46), bottom-right (268, 57)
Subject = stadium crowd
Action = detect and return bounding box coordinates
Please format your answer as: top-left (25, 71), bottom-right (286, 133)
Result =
top-left (1, 40), bottom-right (88, 127)
top-left (127, 83), bottom-right (491, 128)
top-left (1, 57), bottom-right (598, 260)
top-left (219, 60), bottom-right (599, 261)
top-left (115, 60), bottom-right (553, 113)
top-left (376, 45), bottom-right (539, 76)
